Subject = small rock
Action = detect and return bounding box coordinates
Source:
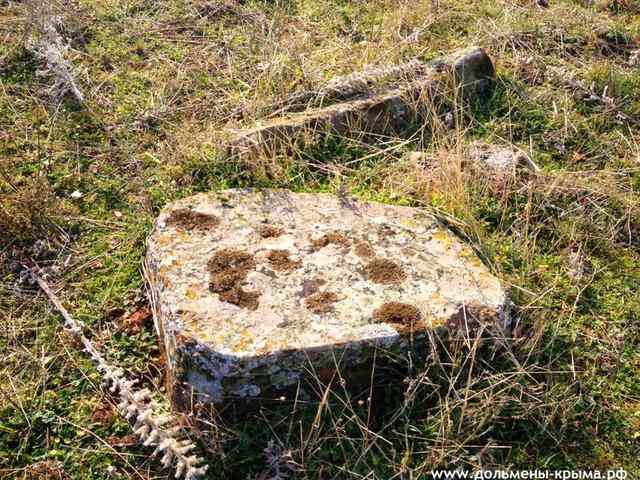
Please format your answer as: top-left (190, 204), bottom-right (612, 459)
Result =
top-left (70, 190), bottom-right (82, 199)
top-left (443, 111), bottom-right (455, 129)
top-left (629, 50), bottom-right (640, 67)
top-left (407, 151), bottom-right (434, 167)
top-left (107, 466), bottom-right (120, 478)
top-left (25, 460), bottom-right (68, 480)
top-left (18, 268), bottom-right (36, 286)
top-left (32, 239), bottom-right (49, 258)
top-left (469, 142), bottom-right (538, 173)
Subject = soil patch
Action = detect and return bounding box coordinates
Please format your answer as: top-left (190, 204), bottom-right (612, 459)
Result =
top-left (119, 306), bottom-right (151, 334)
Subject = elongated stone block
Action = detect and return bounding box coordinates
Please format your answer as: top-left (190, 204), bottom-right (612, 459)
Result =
top-left (145, 189), bottom-right (508, 410)
top-left (228, 47), bottom-right (495, 158)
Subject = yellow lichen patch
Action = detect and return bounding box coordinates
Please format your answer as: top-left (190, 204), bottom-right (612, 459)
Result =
top-left (180, 311), bottom-right (199, 330)
top-left (232, 329), bottom-right (255, 353)
top-left (185, 287), bottom-right (198, 300)
top-left (157, 234), bottom-right (173, 247)
top-left (258, 339), bottom-right (278, 355)
top-left (158, 265), bottom-right (172, 278)
top-left (426, 316), bottom-right (446, 328)
top-left (432, 230), bottom-right (453, 247)
top-left (459, 248), bottom-right (486, 270)
top-left (400, 217), bottom-right (418, 228)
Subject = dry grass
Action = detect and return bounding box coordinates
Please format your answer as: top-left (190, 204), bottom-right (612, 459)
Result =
top-left (1, 0), bottom-right (639, 477)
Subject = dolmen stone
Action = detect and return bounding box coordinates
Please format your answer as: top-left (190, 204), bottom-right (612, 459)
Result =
top-left (146, 189), bottom-right (508, 410)
top-left (229, 47), bottom-right (495, 159)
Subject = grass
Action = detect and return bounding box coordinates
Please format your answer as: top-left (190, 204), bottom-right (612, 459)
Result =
top-left (1, 0), bottom-right (640, 478)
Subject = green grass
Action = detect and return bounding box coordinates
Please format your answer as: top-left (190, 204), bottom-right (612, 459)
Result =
top-left (1, 0), bottom-right (640, 478)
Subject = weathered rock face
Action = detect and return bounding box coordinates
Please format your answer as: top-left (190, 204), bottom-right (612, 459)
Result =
top-left (229, 47), bottom-right (495, 159)
top-left (146, 189), bottom-right (508, 409)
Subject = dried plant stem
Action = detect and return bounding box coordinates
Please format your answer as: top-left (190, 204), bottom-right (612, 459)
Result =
top-left (25, 0), bottom-right (85, 104)
top-left (29, 268), bottom-right (208, 480)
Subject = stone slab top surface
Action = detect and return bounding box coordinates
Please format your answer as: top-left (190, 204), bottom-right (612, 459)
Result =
top-left (147, 189), bottom-right (506, 360)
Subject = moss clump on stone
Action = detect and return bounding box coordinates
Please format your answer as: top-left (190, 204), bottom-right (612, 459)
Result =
top-left (207, 249), bottom-right (260, 310)
top-left (446, 302), bottom-right (497, 335)
top-left (305, 291), bottom-right (339, 313)
top-left (353, 240), bottom-right (375, 258)
top-left (377, 225), bottom-right (397, 239)
top-left (218, 288), bottom-right (261, 310)
top-left (257, 224), bottom-right (284, 238)
top-left (299, 277), bottom-right (327, 297)
top-left (373, 302), bottom-right (421, 326)
top-left (266, 249), bottom-right (302, 272)
top-left (311, 231), bottom-right (349, 250)
top-left (167, 208), bottom-right (219, 230)
top-left (364, 258), bottom-right (406, 284)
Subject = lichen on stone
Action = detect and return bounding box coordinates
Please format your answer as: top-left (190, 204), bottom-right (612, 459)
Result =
top-left (299, 277), bottom-right (327, 297)
top-left (446, 302), bottom-right (499, 336)
top-left (147, 189), bottom-right (508, 407)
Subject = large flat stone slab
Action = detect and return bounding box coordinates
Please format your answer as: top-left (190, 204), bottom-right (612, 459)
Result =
top-left (145, 189), bottom-right (507, 408)
top-left (228, 47), bottom-right (495, 158)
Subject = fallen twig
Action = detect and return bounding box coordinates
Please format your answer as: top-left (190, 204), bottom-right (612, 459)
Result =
top-left (28, 268), bottom-right (209, 480)
top-left (547, 65), bottom-right (640, 127)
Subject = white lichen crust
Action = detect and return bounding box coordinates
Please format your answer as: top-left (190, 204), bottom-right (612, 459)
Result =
top-left (146, 189), bottom-right (507, 405)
